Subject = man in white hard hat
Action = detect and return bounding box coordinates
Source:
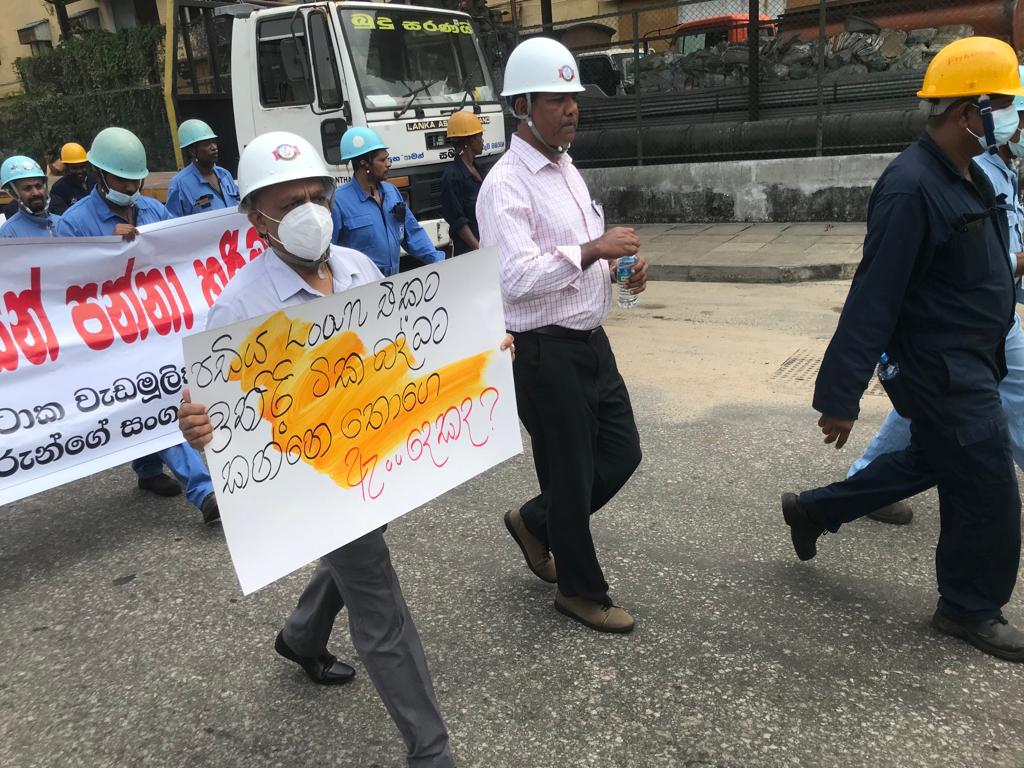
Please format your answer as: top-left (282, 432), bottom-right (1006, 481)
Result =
top-left (478, 37), bottom-right (649, 633)
top-left (177, 131), bottom-right (456, 767)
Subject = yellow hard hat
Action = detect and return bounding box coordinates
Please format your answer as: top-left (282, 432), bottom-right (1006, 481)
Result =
top-left (917, 36), bottom-right (1024, 99)
top-left (446, 110), bottom-right (484, 139)
top-left (60, 142), bottom-right (88, 165)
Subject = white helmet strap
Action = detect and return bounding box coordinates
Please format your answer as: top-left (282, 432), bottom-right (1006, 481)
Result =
top-left (512, 94), bottom-right (570, 156)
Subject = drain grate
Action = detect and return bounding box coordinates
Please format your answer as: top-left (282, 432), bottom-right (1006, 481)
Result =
top-left (772, 348), bottom-right (887, 397)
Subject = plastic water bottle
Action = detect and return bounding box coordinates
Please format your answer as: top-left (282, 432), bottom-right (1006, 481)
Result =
top-left (877, 352), bottom-right (899, 382)
top-left (616, 255), bottom-right (639, 308)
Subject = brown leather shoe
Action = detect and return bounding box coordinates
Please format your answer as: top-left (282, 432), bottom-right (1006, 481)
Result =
top-left (504, 509), bottom-right (556, 583)
top-left (554, 591), bottom-right (635, 634)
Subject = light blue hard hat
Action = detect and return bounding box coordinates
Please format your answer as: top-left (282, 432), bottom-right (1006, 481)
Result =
top-left (88, 126), bottom-right (149, 180)
top-left (1015, 66), bottom-right (1024, 110)
top-left (178, 118), bottom-right (217, 149)
top-left (1, 155), bottom-right (45, 187)
top-left (340, 126), bottom-right (388, 162)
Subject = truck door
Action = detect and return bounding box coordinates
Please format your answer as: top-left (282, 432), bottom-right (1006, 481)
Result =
top-left (249, 6), bottom-right (350, 170)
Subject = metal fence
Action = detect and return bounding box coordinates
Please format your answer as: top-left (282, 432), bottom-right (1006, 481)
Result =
top-left (512, 0), bottom-right (1008, 167)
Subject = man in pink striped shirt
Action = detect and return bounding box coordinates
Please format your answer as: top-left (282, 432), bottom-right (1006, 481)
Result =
top-left (478, 38), bottom-right (649, 633)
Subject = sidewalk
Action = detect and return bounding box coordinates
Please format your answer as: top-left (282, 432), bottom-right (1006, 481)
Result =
top-left (634, 222), bottom-right (866, 283)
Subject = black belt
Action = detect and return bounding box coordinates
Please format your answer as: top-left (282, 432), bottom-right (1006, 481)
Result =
top-left (514, 325), bottom-right (600, 342)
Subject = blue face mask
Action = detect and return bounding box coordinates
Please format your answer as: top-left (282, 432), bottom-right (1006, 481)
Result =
top-left (101, 174), bottom-right (140, 207)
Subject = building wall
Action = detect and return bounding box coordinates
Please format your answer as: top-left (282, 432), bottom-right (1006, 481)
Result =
top-left (0, 0), bottom-right (166, 97)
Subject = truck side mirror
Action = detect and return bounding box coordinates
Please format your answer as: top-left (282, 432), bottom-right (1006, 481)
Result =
top-left (321, 117), bottom-right (348, 166)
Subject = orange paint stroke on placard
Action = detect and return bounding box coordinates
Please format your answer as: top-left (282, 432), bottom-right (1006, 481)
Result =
top-left (227, 310), bottom-right (492, 490)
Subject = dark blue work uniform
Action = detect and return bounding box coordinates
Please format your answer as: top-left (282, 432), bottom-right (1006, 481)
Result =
top-left (440, 158), bottom-right (484, 255)
top-left (799, 133), bottom-right (1021, 623)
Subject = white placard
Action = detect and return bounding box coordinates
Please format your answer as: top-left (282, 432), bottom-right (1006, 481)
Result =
top-left (182, 249), bottom-right (522, 594)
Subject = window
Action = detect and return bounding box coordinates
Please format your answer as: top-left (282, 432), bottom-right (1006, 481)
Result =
top-left (29, 40), bottom-right (53, 56)
top-left (307, 11), bottom-right (343, 109)
top-left (70, 9), bottom-right (102, 32)
top-left (339, 9), bottom-right (496, 110)
top-left (257, 16), bottom-right (313, 107)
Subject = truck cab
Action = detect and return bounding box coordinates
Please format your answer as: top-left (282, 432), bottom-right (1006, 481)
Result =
top-left (170, 1), bottom-right (507, 245)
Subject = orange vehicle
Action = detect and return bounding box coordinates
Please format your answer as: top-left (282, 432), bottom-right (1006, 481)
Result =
top-left (670, 14), bottom-right (776, 55)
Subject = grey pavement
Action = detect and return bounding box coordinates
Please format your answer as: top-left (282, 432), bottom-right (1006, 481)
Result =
top-left (634, 222), bottom-right (866, 284)
top-left (3, 281), bottom-right (1024, 768)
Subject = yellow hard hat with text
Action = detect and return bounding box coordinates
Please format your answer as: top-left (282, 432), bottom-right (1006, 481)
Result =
top-left (918, 36), bottom-right (1024, 99)
top-left (446, 110), bottom-right (484, 138)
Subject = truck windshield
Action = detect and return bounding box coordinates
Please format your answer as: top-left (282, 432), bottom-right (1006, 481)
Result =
top-left (337, 6), bottom-right (496, 111)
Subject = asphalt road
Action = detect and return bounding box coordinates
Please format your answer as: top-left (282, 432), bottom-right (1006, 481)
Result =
top-left (3, 281), bottom-right (1023, 768)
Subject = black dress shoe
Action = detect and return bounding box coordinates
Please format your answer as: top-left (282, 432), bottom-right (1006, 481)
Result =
top-left (200, 493), bottom-right (221, 526)
top-left (868, 502), bottom-right (914, 526)
top-left (138, 473), bottom-right (182, 497)
top-left (274, 631), bottom-right (356, 685)
top-left (781, 492), bottom-right (825, 561)
top-left (932, 611), bottom-right (1024, 662)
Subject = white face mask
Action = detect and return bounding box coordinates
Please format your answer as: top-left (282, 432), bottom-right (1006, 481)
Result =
top-left (260, 202), bottom-right (333, 263)
top-left (970, 104), bottom-right (1021, 149)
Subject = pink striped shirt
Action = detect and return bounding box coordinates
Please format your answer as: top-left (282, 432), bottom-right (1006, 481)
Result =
top-left (477, 134), bottom-right (611, 332)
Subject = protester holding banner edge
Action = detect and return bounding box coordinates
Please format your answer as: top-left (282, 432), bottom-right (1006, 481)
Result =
top-left (56, 126), bottom-right (220, 527)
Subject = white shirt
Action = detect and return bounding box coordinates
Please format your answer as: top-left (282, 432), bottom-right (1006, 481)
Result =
top-left (477, 135), bottom-right (611, 332)
top-left (206, 244), bottom-right (384, 331)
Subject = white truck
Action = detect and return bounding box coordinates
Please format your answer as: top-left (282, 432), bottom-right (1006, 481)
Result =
top-left (167, 0), bottom-right (508, 245)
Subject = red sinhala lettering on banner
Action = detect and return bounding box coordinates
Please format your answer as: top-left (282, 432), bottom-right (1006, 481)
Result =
top-left (194, 227), bottom-right (268, 307)
top-left (0, 267), bottom-right (60, 372)
top-left (66, 258), bottom-right (197, 351)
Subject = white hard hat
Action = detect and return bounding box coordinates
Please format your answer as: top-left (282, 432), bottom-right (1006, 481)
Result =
top-left (237, 131), bottom-right (334, 210)
top-left (501, 37), bottom-right (586, 97)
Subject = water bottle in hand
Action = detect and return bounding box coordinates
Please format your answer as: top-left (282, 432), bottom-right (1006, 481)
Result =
top-left (616, 255), bottom-right (639, 308)
top-left (877, 352), bottom-right (899, 382)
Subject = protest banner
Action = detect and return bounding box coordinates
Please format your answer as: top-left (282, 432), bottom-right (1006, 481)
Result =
top-left (182, 249), bottom-right (521, 594)
top-left (0, 208), bottom-right (263, 506)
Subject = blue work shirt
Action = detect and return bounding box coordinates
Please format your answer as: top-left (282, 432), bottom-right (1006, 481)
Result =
top-left (331, 178), bottom-right (443, 277)
top-left (165, 162), bottom-right (240, 218)
top-left (0, 209), bottom-right (61, 238)
top-left (56, 186), bottom-right (171, 237)
top-left (813, 133), bottom-right (1015, 425)
top-left (974, 150), bottom-right (1024, 304)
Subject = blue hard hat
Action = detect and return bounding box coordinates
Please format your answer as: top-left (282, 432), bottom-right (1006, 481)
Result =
top-left (88, 126), bottom-right (148, 180)
top-left (1, 155), bottom-right (45, 187)
top-left (178, 119), bottom-right (217, 149)
top-left (340, 126), bottom-right (388, 162)
top-left (1015, 66), bottom-right (1024, 110)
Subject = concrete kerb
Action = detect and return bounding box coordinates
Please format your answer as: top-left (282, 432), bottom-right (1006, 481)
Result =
top-left (649, 260), bottom-right (859, 284)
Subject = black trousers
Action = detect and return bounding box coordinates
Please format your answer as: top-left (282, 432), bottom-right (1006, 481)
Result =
top-left (513, 327), bottom-right (642, 604)
top-left (800, 412), bottom-right (1021, 623)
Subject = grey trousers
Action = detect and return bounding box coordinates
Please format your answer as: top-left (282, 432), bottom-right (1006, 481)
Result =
top-left (281, 529), bottom-right (454, 768)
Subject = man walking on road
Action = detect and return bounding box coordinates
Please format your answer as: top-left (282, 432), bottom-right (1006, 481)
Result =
top-left (179, 131), bottom-right (465, 768)
top-left (781, 37), bottom-right (1024, 662)
top-left (478, 37), bottom-right (648, 633)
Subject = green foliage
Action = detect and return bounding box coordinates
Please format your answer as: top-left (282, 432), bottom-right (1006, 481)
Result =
top-left (0, 26), bottom-right (174, 171)
top-left (15, 26), bottom-right (165, 95)
top-left (0, 86), bottom-right (175, 172)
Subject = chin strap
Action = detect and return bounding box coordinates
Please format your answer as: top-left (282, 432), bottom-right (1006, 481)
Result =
top-left (512, 94), bottom-right (570, 155)
top-left (978, 94), bottom-right (999, 155)
top-left (267, 238), bottom-right (330, 272)
top-left (5, 183), bottom-right (50, 218)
